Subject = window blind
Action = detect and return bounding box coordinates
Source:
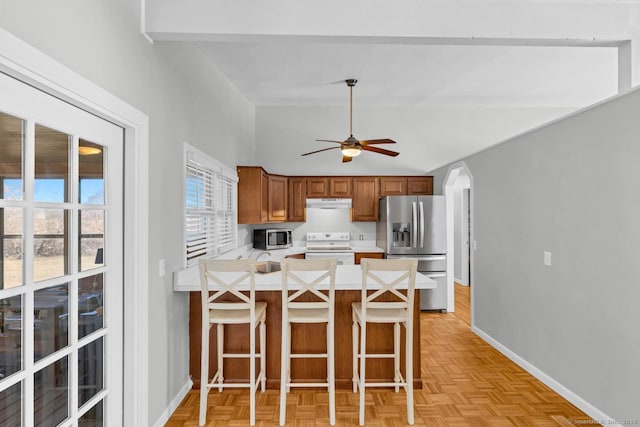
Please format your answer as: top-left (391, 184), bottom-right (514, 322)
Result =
top-left (185, 146), bottom-right (237, 266)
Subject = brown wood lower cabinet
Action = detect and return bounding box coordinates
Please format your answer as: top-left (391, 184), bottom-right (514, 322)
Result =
top-left (189, 290), bottom-right (422, 389)
top-left (354, 252), bottom-right (384, 264)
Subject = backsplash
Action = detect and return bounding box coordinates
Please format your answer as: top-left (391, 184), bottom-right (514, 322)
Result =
top-left (254, 207), bottom-right (376, 242)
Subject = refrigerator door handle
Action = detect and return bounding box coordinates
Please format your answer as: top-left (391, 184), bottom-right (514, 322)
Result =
top-left (419, 201), bottom-right (425, 248)
top-left (412, 201), bottom-right (418, 248)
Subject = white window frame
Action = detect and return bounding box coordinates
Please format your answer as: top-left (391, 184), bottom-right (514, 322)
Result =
top-left (183, 143), bottom-right (238, 267)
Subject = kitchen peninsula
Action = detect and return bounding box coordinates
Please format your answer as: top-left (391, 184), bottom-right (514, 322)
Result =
top-left (175, 265), bottom-right (435, 390)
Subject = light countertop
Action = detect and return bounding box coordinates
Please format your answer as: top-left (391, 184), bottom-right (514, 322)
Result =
top-left (173, 241), bottom-right (387, 291)
top-left (174, 264), bottom-right (435, 292)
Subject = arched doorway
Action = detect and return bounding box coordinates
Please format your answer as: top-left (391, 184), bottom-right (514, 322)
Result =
top-left (443, 162), bottom-right (474, 327)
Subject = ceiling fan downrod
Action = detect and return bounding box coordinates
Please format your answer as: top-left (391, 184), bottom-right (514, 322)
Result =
top-left (346, 79), bottom-right (357, 138)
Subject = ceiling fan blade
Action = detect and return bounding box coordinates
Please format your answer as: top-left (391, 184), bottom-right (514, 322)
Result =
top-left (362, 145), bottom-right (400, 157)
top-left (360, 138), bottom-right (396, 146)
top-left (301, 146), bottom-right (340, 156)
top-left (342, 155), bottom-right (353, 163)
top-left (315, 139), bottom-right (344, 144)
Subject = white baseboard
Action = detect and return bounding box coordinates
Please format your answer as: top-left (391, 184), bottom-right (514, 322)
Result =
top-left (151, 378), bottom-right (193, 427)
top-left (472, 326), bottom-right (621, 427)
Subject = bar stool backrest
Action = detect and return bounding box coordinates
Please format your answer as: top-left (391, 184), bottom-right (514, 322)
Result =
top-left (199, 259), bottom-right (257, 314)
top-left (360, 258), bottom-right (418, 313)
top-left (280, 259), bottom-right (337, 310)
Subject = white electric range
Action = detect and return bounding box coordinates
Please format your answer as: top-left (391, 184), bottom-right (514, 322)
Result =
top-left (304, 232), bottom-right (355, 265)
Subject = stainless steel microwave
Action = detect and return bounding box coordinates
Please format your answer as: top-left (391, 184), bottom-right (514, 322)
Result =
top-left (253, 229), bottom-right (293, 250)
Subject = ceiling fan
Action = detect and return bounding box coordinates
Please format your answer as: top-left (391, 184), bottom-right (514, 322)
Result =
top-left (301, 79), bottom-right (399, 163)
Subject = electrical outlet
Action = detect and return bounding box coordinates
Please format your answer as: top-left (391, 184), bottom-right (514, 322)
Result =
top-left (544, 251), bottom-right (552, 267)
top-left (359, 234), bottom-right (364, 241)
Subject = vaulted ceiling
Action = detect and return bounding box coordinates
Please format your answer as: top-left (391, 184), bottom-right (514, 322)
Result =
top-left (143, 0), bottom-right (640, 171)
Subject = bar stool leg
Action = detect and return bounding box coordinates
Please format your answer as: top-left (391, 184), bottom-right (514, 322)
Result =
top-left (279, 319), bottom-right (289, 426)
top-left (394, 322), bottom-right (401, 393)
top-left (352, 318), bottom-right (359, 393)
top-left (328, 321), bottom-right (336, 425)
top-left (199, 323), bottom-right (210, 426)
top-left (286, 323), bottom-right (292, 393)
top-left (260, 318), bottom-right (267, 392)
top-left (249, 320), bottom-right (256, 426)
top-left (406, 322), bottom-right (415, 425)
top-left (217, 323), bottom-right (224, 392)
top-left (358, 323), bottom-right (366, 426)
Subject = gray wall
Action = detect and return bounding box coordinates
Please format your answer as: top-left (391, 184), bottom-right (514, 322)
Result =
top-left (430, 90), bottom-right (640, 419)
top-left (0, 1), bottom-right (255, 423)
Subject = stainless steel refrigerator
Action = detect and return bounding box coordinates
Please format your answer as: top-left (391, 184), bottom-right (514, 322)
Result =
top-left (376, 196), bottom-right (448, 311)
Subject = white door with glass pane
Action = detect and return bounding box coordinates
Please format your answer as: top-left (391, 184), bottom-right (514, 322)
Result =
top-left (0, 72), bottom-right (123, 426)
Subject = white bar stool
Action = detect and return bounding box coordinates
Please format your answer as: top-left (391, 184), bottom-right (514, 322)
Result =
top-left (279, 258), bottom-right (337, 426)
top-left (351, 258), bottom-right (418, 426)
top-left (198, 259), bottom-right (267, 426)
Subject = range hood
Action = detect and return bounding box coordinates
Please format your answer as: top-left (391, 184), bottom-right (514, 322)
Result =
top-left (306, 198), bottom-right (352, 209)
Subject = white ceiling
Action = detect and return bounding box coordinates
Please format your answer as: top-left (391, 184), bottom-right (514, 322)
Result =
top-left (145, 0), bottom-right (639, 170)
top-left (195, 42), bottom-right (618, 107)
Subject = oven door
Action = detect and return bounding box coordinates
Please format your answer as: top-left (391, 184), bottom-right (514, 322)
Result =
top-left (305, 251), bottom-right (355, 265)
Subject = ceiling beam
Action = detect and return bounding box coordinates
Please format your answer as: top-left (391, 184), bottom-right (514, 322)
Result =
top-left (144, 0), bottom-right (640, 46)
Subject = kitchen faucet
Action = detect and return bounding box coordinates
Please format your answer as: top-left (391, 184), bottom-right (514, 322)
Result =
top-left (248, 249), bottom-right (271, 261)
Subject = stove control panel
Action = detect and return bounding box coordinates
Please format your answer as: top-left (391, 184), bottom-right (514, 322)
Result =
top-left (306, 232), bottom-right (350, 242)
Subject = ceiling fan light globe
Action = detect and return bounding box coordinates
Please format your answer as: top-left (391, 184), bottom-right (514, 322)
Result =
top-left (341, 147), bottom-right (361, 157)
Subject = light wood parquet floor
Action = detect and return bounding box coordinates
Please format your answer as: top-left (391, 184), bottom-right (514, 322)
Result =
top-left (166, 285), bottom-right (597, 426)
top-left (453, 283), bottom-right (470, 326)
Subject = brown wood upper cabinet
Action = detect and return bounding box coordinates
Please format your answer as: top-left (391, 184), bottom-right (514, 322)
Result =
top-left (330, 177), bottom-right (352, 198)
top-left (352, 177), bottom-right (379, 222)
top-left (407, 176), bottom-right (433, 195)
top-left (306, 177), bottom-right (352, 198)
top-left (379, 177), bottom-right (407, 196)
top-left (239, 166), bottom-right (434, 224)
top-left (288, 177), bottom-right (306, 222)
top-left (306, 177), bottom-right (330, 197)
top-left (268, 174), bottom-right (288, 222)
top-left (237, 166), bottom-right (268, 224)
top-left (237, 166), bottom-right (288, 224)
top-left (379, 176), bottom-right (433, 196)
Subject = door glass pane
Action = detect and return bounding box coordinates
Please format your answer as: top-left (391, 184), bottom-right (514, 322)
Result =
top-left (34, 356), bottom-right (68, 426)
top-left (79, 400), bottom-right (103, 427)
top-left (79, 139), bottom-right (104, 205)
top-left (78, 336), bottom-right (103, 406)
top-left (35, 124), bottom-right (69, 203)
top-left (79, 210), bottom-right (104, 272)
top-left (0, 381), bottom-right (21, 427)
top-left (0, 111), bottom-right (24, 201)
top-left (33, 208), bottom-right (69, 282)
top-left (79, 273), bottom-right (103, 339)
top-left (34, 284), bottom-right (69, 362)
top-left (0, 295), bottom-right (22, 378)
top-left (1, 207), bottom-right (22, 289)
